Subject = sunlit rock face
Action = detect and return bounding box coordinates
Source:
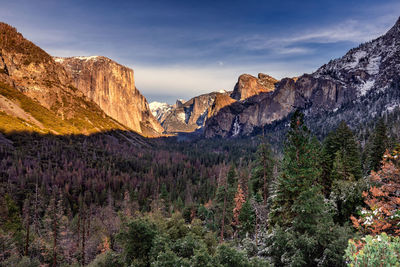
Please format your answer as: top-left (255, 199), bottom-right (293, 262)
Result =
top-left (153, 91), bottom-right (235, 133)
top-left (0, 22), bottom-right (125, 134)
top-left (231, 73), bottom-right (277, 101)
top-left (0, 23), bottom-right (76, 110)
top-left (205, 17), bottom-right (400, 138)
top-left (56, 56), bottom-right (164, 136)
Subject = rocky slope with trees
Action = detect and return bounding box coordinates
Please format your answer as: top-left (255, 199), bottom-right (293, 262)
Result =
top-left (204, 17), bottom-right (400, 139)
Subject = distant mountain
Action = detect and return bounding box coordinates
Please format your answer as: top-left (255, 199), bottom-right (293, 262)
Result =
top-left (151, 73), bottom-right (278, 134)
top-left (204, 17), bottom-right (400, 139)
top-left (149, 101), bottom-right (174, 121)
top-left (55, 56), bottom-right (164, 136)
top-left (159, 92), bottom-right (228, 133)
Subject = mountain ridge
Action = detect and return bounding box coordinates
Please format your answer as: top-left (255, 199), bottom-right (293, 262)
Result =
top-left (204, 16), bottom-right (400, 138)
top-left (0, 22), bottom-right (162, 137)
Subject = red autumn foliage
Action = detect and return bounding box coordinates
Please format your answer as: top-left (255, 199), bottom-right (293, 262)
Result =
top-left (351, 148), bottom-right (400, 236)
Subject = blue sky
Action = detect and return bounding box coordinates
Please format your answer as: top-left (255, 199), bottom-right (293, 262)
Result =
top-left (1, 0), bottom-right (399, 103)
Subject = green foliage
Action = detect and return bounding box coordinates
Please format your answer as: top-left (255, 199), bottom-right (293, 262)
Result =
top-left (213, 244), bottom-right (271, 267)
top-left (319, 121), bottom-right (365, 225)
top-left (86, 251), bottom-right (122, 267)
top-left (191, 247), bottom-right (214, 267)
top-left (321, 121), bottom-right (362, 194)
top-left (366, 118), bottom-right (389, 173)
top-left (0, 255), bottom-right (40, 267)
top-left (250, 139), bottom-right (274, 203)
top-left (214, 165), bottom-right (238, 240)
top-left (270, 110), bottom-right (323, 227)
top-left (267, 111), bottom-right (352, 267)
top-left (329, 178), bottom-right (369, 225)
top-left (238, 199), bottom-right (255, 236)
top-left (151, 249), bottom-right (190, 267)
top-left (117, 218), bottom-right (157, 266)
top-left (345, 233), bottom-right (400, 267)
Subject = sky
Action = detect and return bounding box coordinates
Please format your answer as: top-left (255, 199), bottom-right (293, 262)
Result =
top-left (1, 0), bottom-right (399, 103)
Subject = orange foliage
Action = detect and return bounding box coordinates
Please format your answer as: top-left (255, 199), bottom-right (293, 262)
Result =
top-left (233, 184), bottom-right (246, 226)
top-left (99, 236), bottom-right (110, 253)
top-left (351, 149), bottom-right (400, 236)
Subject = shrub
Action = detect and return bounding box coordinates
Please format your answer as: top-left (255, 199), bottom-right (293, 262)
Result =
top-left (345, 233), bottom-right (400, 267)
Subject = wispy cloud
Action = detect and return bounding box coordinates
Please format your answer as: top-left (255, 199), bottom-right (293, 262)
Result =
top-left (229, 15), bottom-right (397, 54)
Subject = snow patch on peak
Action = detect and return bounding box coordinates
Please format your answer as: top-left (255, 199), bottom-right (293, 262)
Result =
top-left (54, 57), bottom-right (64, 63)
top-left (344, 50), bottom-right (367, 69)
top-left (358, 80), bottom-right (375, 96)
top-left (75, 56), bottom-right (100, 61)
top-left (149, 101), bottom-right (169, 110)
top-left (149, 101), bottom-right (173, 121)
top-left (177, 112), bottom-right (186, 122)
top-left (366, 56), bottom-right (381, 75)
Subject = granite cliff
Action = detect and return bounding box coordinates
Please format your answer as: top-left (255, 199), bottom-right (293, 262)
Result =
top-left (0, 22), bottom-right (125, 134)
top-left (159, 91), bottom-right (234, 133)
top-left (55, 56), bottom-right (163, 136)
top-left (150, 73), bottom-right (277, 133)
top-left (204, 17), bottom-right (400, 138)
top-left (231, 73), bottom-right (277, 100)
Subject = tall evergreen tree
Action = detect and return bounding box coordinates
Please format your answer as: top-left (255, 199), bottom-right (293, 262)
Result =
top-left (214, 165), bottom-right (237, 242)
top-left (321, 121), bottom-right (362, 194)
top-left (269, 110), bottom-right (322, 227)
top-left (366, 118), bottom-right (388, 172)
top-left (250, 139), bottom-right (274, 205)
top-left (267, 110), bottom-right (350, 267)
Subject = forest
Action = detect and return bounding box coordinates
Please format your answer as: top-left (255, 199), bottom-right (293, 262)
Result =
top-left (0, 110), bottom-right (399, 266)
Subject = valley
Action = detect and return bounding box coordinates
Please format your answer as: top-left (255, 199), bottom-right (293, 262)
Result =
top-left (1, 8), bottom-right (400, 267)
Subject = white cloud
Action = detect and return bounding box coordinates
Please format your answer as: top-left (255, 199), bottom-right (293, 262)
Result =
top-left (133, 63), bottom-right (308, 103)
top-left (232, 15), bottom-right (398, 53)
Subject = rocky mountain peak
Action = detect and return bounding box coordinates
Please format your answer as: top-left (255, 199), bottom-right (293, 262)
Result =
top-left (231, 73), bottom-right (277, 101)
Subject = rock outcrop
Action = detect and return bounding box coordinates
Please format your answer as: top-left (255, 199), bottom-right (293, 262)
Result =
top-left (55, 56), bottom-right (164, 136)
top-left (205, 17), bottom-right (400, 138)
top-left (151, 73), bottom-right (278, 134)
top-left (0, 22), bottom-right (124, 134)
top-left (230, 73), bottom-right (277, 100)
top-left (158, 91), bottom-right (235, 133)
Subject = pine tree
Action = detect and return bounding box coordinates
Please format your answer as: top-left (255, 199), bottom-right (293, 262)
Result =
top-left (214, 165), bottom-right (237, 242)
top-left (321, 121), bottom-right (362, 194)
top-left (232, 183), bottom-right (245, 238)
top-left (250, 139), bottom-right (274, 205)
top-left (238, 198), bottom-right (255, 237)
top-left (22, 196), bottom-right (31, 256)
top-left (319, 122), bottom-right (366, 225)
top-left (366, 118), bottom-right (388, 173)
top-left (43, 189), bottom-right (64, 266)
top-left (269, 110), bottom-right (322, 227)
top-left (267, 110), bottom-right (350, 266)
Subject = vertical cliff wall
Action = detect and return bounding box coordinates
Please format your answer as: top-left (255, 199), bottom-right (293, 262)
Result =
top-left (55, 56), bottom-right (164, 136)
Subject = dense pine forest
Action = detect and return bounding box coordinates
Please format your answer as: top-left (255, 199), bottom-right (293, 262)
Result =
top-left (1, 111), bottom-right (400, 266)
